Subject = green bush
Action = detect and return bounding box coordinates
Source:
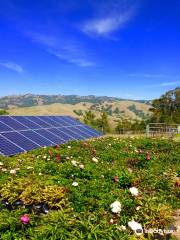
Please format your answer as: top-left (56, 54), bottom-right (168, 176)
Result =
top-left (0, 137), bottom-right (179, 239)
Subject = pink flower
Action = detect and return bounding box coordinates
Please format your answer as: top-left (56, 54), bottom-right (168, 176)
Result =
top-left (20, 215), bottom-right (30, 225)
top-left (146, 152), bottom-right (151, 160)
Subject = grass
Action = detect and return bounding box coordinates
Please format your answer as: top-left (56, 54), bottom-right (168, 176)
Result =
top-left (0, 137), bottom-right (179, 239)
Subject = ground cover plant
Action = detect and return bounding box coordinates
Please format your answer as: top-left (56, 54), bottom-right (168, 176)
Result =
top-left (0, 137), bottom-right (179, 240)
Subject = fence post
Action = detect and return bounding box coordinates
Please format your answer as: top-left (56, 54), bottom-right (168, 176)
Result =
top-left (146, 124), bottom-right (150, 137)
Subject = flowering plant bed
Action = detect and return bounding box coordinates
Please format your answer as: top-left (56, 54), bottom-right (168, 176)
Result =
top-left (0, 137), bottom-right (179, 239)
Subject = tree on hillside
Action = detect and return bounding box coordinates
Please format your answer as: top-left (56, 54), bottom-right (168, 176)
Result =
top-left (115, 120), bottom-right (124, 134)
top-left (0, 109), bottom-right (9, 115)
top-left (114, 107), bottom-right (120, 115)
top-left (150, 87), bottom-right (180, 123)
top-left (83, 110), bottom-right (96, 127)
top-left (96, 112), bottom-right (110, 133)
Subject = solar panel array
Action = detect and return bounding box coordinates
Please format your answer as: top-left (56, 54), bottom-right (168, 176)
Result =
top-left (0, 116), bottom-right (103, 156)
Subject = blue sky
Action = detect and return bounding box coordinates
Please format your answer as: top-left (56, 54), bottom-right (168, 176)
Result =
top-left (0, 0), bottom-right (180, 100)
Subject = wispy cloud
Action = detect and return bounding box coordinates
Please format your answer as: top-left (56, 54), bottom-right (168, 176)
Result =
top-left (26, 31), bottom-right (95, 67)
top-left (147, 81), bottom-right (180, 88)
top-left (0, 62), bottom-right (23, 73)
top-left (47, 49), bottom-right (95, 67)
top-left (81, 0), bottom-right (136, 38)
top-left (26, 31), bottom-right (57, 48)
top-left (82, 11), bottom-right (133, 37)
top-left (159, 81), bottom-right (180, 87)
top-left (128, 73), bottom-right (169, 78)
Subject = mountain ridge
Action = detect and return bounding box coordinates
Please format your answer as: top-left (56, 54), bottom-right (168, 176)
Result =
top-left (0, 93), bottom-right (151, 109)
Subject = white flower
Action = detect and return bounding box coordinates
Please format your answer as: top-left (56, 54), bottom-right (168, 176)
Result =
top-left (109, 219), bottom-right (114, 224)
top-left (68, 146), bottom-right (71, 149)
top-left (0, 162), bottom-right (4, 166)
top-left (108, 144), bottom-right (112, 146)
top-left (110, 200), bottom-right (122, 214)
top-left (1, 168), bottom-right (7, 172)
top-left (15, 168), bottom-right (20, 171)
top-left (128, 168), bottom-right (133, 173)
top-left (71, 160), bottom-right (77, 166)
top-left (136, 206), bottom-right (141, 211)
top-left (117, 225), bottom-right (127, 231)
top-left (27, 166), bottom-right (33, 170)
top-left (92, 157), bottom-right (98, 163)
top-left (43, 155), bottom-right (47, 159)
top-left (39, 172), bottom-right (42, 176)
top-left (129, 187), bottom-right (139, 196)
top-left (10, 169), bottom-right (16, 174)
top-left (79, 164), bottom-right (85, 169)
top-left (72, 182), bottom-right (78, 187)
top-left (128, 220), bottom-right (143, 236)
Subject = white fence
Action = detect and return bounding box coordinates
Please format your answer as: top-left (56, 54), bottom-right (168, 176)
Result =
top-left (146, 123), bottom-right (180, 137)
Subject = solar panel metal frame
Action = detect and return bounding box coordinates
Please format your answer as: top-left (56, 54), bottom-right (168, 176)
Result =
top-left (0, 115), bottom-right (103, 156)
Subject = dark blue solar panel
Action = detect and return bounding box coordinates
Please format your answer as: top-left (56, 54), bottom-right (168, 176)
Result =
top-left (1, 132), bottom-right (40, 151)
top-left (63, 116), bottom-right (83, 126)
top-left (81, 125), bottom-right (102, 136)
top-left (12, 116), bottom-right (41, 129)
top-left (77, 126), bottom-right (98, 137)
top-left (27, 116), bottom-right (51, 128)
top-left (0, 135), bottom-right (23, 156)
top-left (35, 129), bottom-right (64, 144)
top-left (50, 117), bottom-right (64, 127)
top-left (61, 127), bottom-right (85, 140)
top-left (52, 116), bottom-right (71, 126)
top-left (21, 130), bottom-right (54, 146)
top-left (47, 128), bottom-right (72, 141)
top-left (0, 116), bottom-right (103, 156)
top-left (0, 116), bottom-right (28, 130)
top-left (38, 116), bottom-right (61, 127)
top-left (0, 120), bottom-right (13, 132)
top-left (69, 126), bottom-right (92, 138)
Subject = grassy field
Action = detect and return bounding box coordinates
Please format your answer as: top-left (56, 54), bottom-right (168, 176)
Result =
top-left (0, 137), bottom-right (179, 239)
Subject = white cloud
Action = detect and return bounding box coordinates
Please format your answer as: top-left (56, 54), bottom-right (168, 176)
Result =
top-left (26, 31), bottom-right (57, 48)
top-left (82, 11), bottom-right (133, 37)
top-left (0, 62), bottom-right (23, 73)
top-left (147, 81), bottom-right (180, 88)
top-left (47, 49), bottom-right (95, 67)
top-left (128, 73), bottom-right (168, 78)
top-left (26, 31), bottom-right (95, 67)
top-left (159, 81), bottom-right (180, 87)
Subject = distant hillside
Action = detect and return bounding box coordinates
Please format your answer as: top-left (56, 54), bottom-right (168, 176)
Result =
top-left (0, 94), bottom-right (151, 109)
top-left (0, 94), bottom-right (152, 124)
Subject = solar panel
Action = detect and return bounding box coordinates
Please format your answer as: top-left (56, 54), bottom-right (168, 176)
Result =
top-left (48, 128), bottom-right (74, 141)
top-left (0, 135), bottom-right (24, 155)
top-left (35, 129), bottom-right (65, 145)
top-left (12, 116), bottom-right (41, 129)
top-left (21, 130), bottom-right (55, 146)
top-left (0, 116), bottom-right (28, 130)
top-left (1, 132), bottom-right (40, 151)
top-left (27, 116), bottom-right (52, 128)
top-left (0, 116), bottom-right (102, 156)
